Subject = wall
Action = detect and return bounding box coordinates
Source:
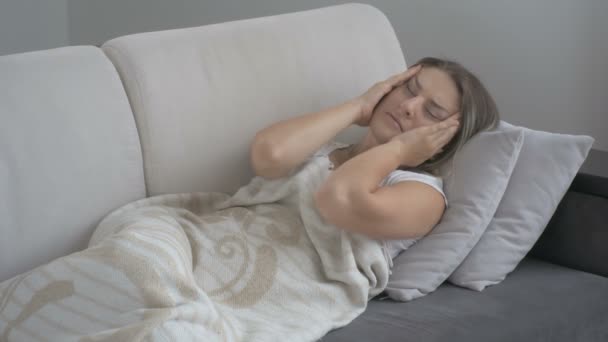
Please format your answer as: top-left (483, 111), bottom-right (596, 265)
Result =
top-left (6, 0), bottom-right (607, 150)
top-left (0, 0), bottom-right (69, 56)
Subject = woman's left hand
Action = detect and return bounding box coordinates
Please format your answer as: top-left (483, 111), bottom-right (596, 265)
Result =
top-left (389, 115), bottom-right (460, 167)
top-left (351, 65), bottom-right (422, 127)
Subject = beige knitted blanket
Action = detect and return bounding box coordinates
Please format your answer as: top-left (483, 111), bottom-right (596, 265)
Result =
top-left (0, 155), bottom-right (390, 341)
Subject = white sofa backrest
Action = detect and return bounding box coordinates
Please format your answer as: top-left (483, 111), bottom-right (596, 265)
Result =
top-left (102, 3), bottom-right (406, 197)
top-left (0, 46), bottom-right (145, 282)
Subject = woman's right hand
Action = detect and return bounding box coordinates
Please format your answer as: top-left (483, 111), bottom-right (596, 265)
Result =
top-left (351, 64), bottom-right (422, 127)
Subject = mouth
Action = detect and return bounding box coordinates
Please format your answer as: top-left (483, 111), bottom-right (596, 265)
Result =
top-left (386, 112), bottom-right (403, 132)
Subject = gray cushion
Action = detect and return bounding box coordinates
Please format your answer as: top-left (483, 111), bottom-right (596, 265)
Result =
top-left (449, 122), bottom-right (595, 291)
top-left (385, 124), bottom-right (524, 301)
top-left (322, 258), bottom-right (608, 342)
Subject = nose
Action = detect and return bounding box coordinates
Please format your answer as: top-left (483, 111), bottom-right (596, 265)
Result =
top-left (399, 95), bottom-right (424, 118)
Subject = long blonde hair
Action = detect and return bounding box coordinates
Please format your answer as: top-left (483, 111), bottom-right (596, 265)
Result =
top-left (399, 57), bottom-right (500, 175)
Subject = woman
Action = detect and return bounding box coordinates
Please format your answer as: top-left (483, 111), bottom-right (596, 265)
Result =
top-left (250, 57), bottom-right (499, 259)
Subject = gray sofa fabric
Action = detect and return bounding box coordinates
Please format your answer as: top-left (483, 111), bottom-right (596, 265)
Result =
top-left (530, 186), bottom-right (608, 278)
top-left (323, 167), bottom-right (608, 342)
top-left (323, 257), bottom-right (608, 342)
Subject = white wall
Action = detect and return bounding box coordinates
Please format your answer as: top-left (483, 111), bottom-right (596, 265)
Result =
top-left (5, 0), bottom-right (607, 150)
top-left (0, 0), bottom-right (69, 56)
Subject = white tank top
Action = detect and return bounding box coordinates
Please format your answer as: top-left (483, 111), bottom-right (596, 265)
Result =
top-left (310, 140), bottom-right (448, 261)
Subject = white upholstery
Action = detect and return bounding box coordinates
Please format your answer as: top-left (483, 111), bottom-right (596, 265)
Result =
top-left (0, 46), bottom-right (145, 282)
top-left (0, 3), bottom-right (406, 282)
top-left (102, 3), bottom-right (406, 196)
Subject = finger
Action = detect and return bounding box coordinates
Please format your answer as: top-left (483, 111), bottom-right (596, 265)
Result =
top-left (395, 64), bottom-right (422, 84)
top-left (431, 117), bottom-right (459, 133)
top-left (434, 125), bottom-right (459, 146)
top-left (388, 64), bottom-right (422, 86)
top-left (442, 113), bottom-right (460, 124)
top-left (447, 114), bottom-right (460, 123)
top-left (413, 116), bottom-right (458, 137)
top-left (428, 121), bottom-right (459, 140)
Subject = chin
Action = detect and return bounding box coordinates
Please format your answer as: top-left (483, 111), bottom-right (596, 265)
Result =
top-left (370, 120), bottom-right (400, 143)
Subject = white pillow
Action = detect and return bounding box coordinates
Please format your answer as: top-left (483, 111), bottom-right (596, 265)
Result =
top-left (384, 122), bottom-right (524, 301)
top-left (448, 122), bottom-right (595, 291)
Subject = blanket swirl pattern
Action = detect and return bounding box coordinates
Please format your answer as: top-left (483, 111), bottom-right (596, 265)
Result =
top-left (0, 155), bottom-right (390, 341)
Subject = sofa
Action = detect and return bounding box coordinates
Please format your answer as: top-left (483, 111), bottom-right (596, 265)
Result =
top-left (1, 3), bottom-right (607, 341)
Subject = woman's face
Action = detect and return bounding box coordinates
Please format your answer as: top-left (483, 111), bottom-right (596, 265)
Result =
top-left (370, 66), bottom-right (461, 141)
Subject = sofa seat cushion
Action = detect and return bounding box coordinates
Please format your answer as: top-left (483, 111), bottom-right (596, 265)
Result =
top-left (323, 257), bottom-right (608, 342)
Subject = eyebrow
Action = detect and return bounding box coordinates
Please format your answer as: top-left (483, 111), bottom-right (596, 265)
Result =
top-left (414, 75), bottom-right (451, 117)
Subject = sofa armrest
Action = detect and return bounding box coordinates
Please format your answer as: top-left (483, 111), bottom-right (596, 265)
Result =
top-left (529, 171), bottom-right (608, 278)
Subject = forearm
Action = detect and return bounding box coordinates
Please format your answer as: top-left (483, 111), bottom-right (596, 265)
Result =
top-left (251, 101), bottom-right (360, 178)
top-left (318, 140), bottom-right (405, 209)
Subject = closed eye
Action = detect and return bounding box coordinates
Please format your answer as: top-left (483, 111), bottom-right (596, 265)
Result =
top-left (425, 108), bottom-right (440, 121)
top-left (406, 82), bottom-right (440, 121)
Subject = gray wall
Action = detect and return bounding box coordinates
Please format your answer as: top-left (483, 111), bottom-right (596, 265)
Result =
top-left (66, 0), bottom-right (608, 151)
top-left (0, 0), bottom-right (69, 56)
top-left (4, 0), bottom-right (608, 150)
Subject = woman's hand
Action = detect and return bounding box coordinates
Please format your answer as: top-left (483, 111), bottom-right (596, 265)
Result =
top-left (351, 65), bottom-right (422, 127)
top-left (390, 115), bottom-right (460, 167)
